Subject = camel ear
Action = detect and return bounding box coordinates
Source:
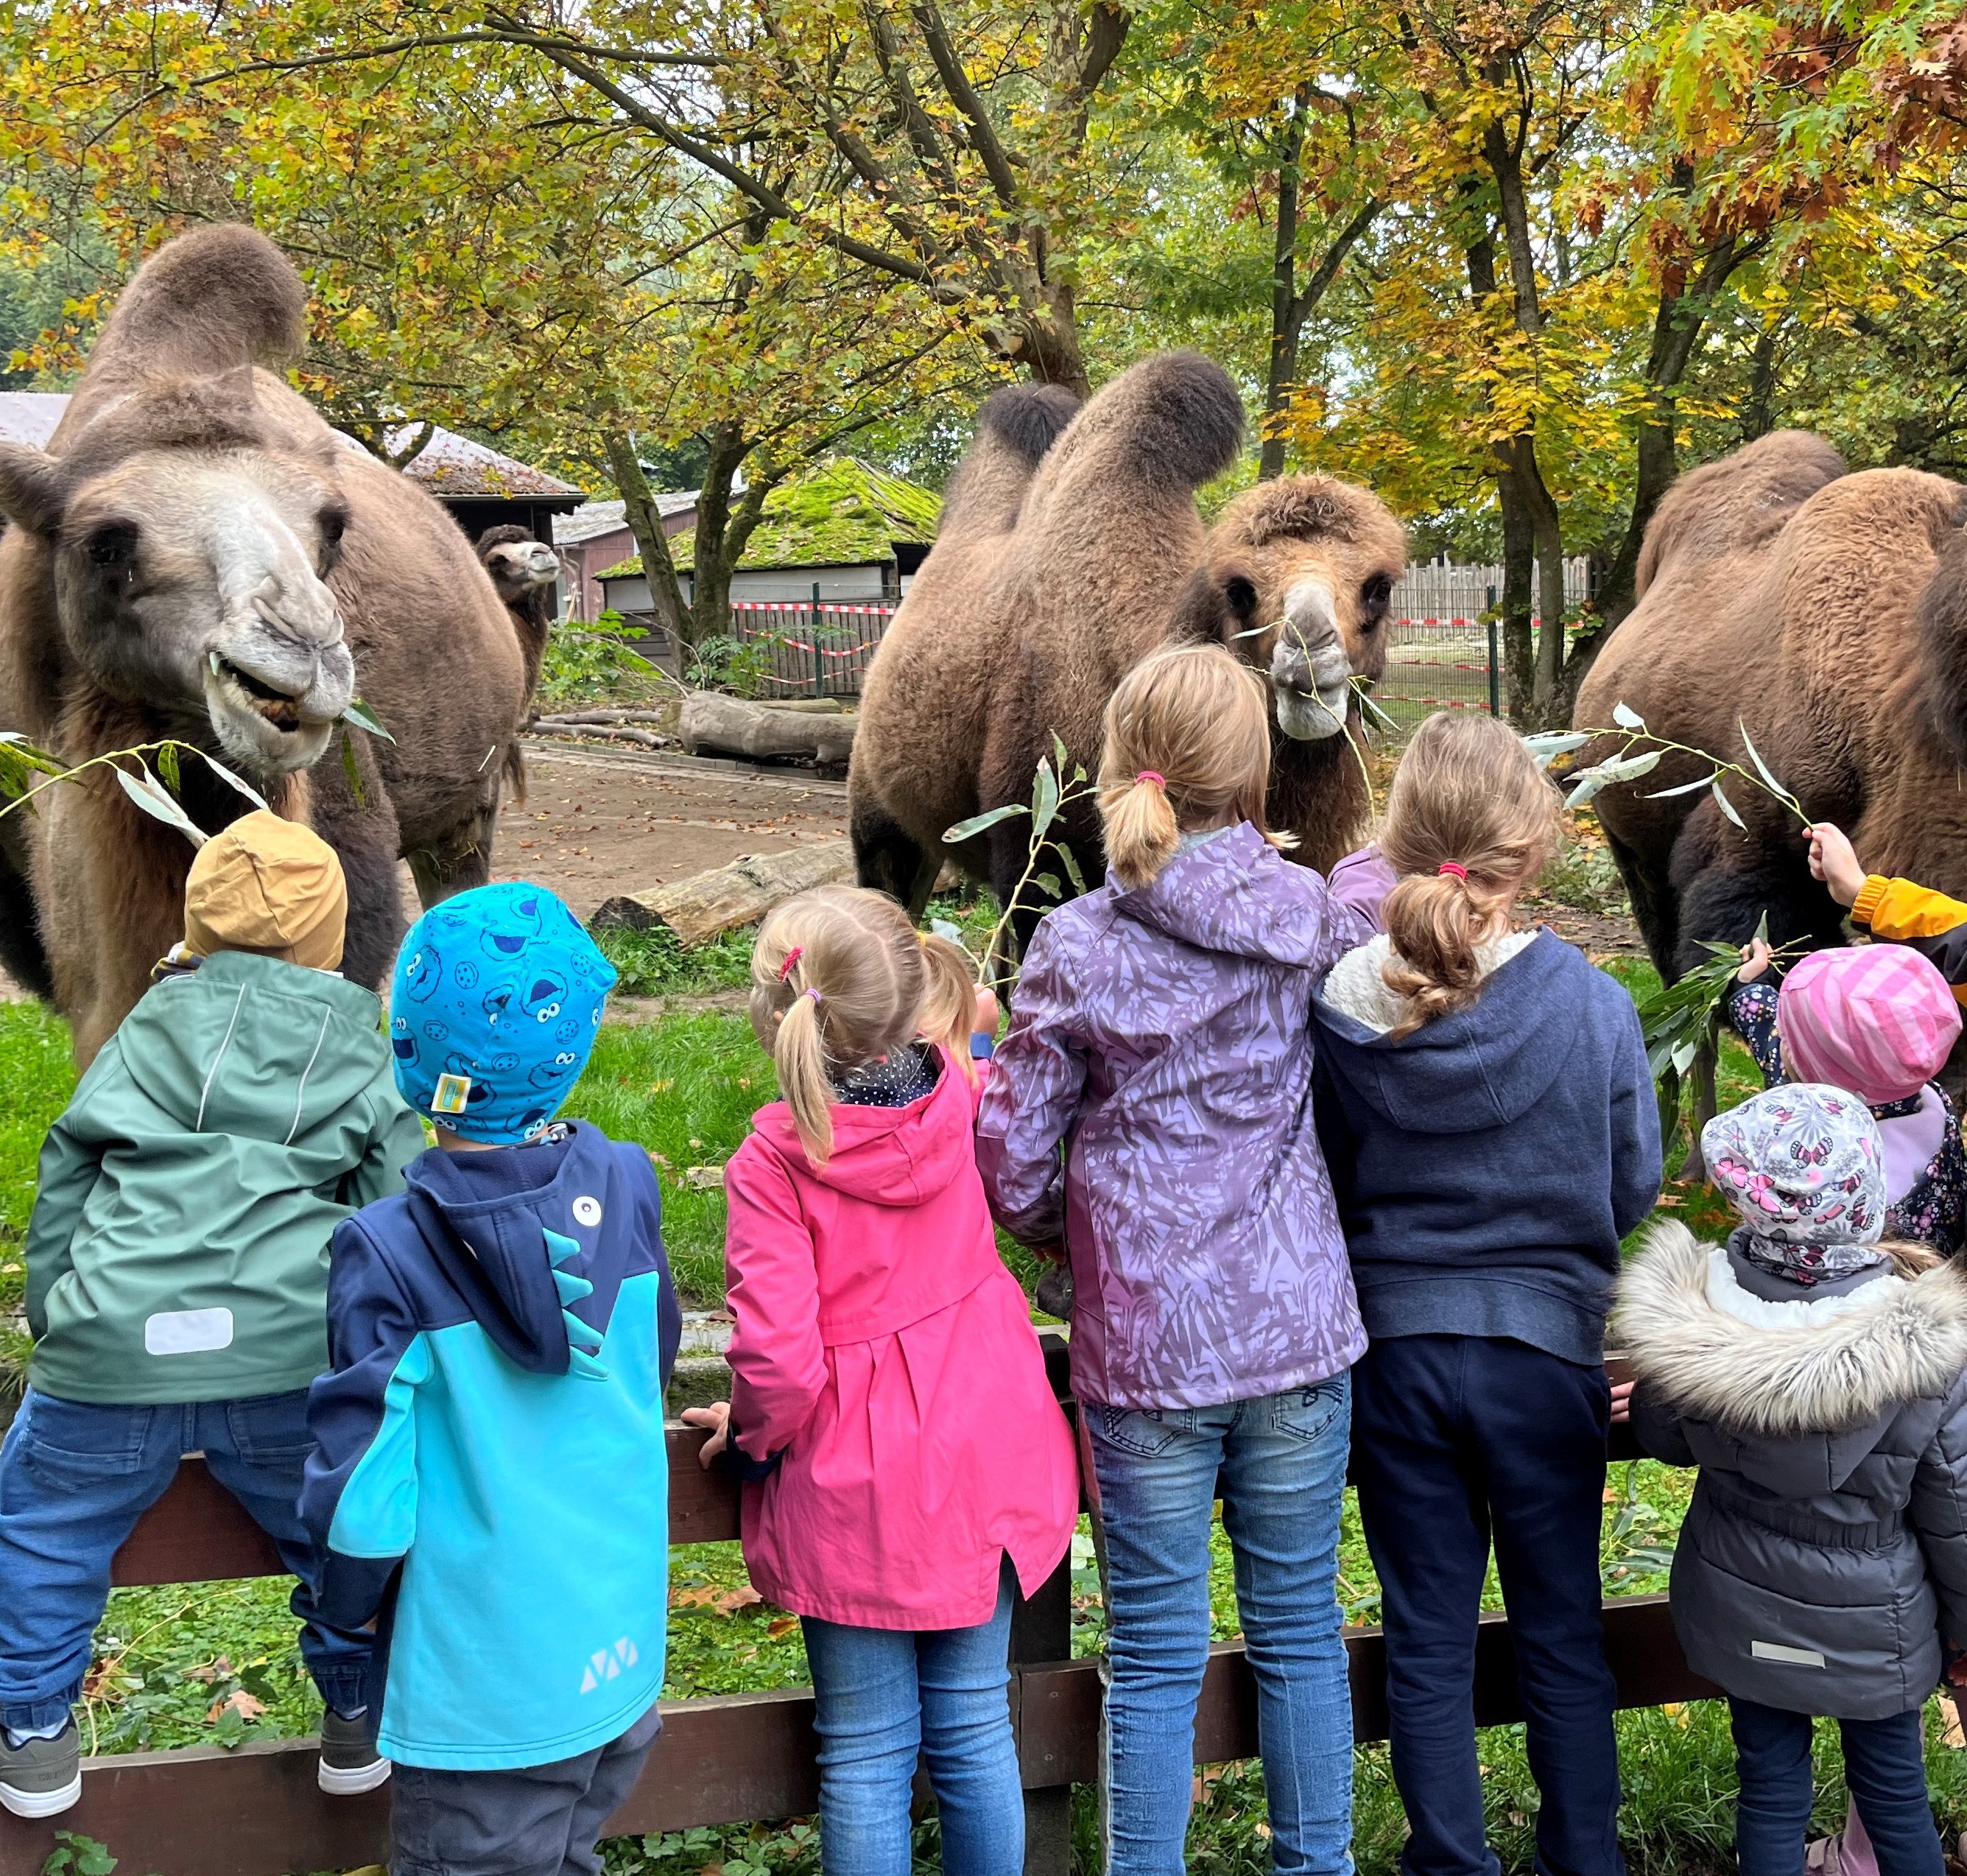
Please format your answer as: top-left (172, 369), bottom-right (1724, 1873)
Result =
top-left (0, 444), bottom-right (71, 536)
top-left (1166, 565), bottom-right (1259, 647)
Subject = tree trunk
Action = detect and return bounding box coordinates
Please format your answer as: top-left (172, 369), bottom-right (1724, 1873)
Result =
top-left (1498, 473), bottom-right (1536, 723)
top-left (1741, 321), bottom-right (1781, 442)
top-left (1259, 104), bottom-right (1309, 482)
top-left (685, 423), bottom-right (756, 655)
top-left (601, 430), bottom-right (690, 653)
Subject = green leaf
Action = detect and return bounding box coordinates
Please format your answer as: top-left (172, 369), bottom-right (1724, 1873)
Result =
top-left (1644, 773), bottom-right (1716, 799)
top-left (1737, 719), bottom-right (1794, 809)
top-left (1523, 731), bottom-right (1591, 770)
top-left (943, 804), bottom-right (1025, 843)
top-left (1596, 750), bottom-right (1663, 784)
top-left (1031, 758), bottom-right (1060, 843)
top-left (156, 742), bottom-right (180, 792)
top-left (1032, 871), bottom-right (1061, 899)
top-left (340, 727), bottom-right (368, 809)
top-left (1712, 777), bottom-right (1746, 831)
top-left (1050, 730), bottom-right (1069, 776)
top-left (116, 765), bottom-right (208, 848)
top-left (1613, 701), bottom-right (1646, 730)
top-left (1058, 842), bottom-right (1087, 895)
top-left (339, 697), bottom-right (395, 743)
top-left (48, 1832), bottom-right (116, 1876)
top-left (200, 751), bottom-right (270, 812)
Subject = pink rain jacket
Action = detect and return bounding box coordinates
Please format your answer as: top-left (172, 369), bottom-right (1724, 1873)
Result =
top-left (723, 1050), bottom-right (1079, 1630)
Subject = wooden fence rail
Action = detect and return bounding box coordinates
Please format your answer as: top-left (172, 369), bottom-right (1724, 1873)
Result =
top-left (0, 1349), bottom-right (1711, 1876)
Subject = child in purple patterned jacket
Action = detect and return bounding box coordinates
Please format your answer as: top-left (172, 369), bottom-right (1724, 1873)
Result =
top-left (978, 643), bottom-right (1372, 1876)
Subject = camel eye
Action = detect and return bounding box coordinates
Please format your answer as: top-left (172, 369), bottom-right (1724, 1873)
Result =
top-left (1224, 576), bottom-right (1258, 622)
top-left (1359, 574), bottom-right (1393, 623)
top-left (317, 505), bottom-right (348, 570)
top-left (84, 521), bottom-right (138, 569)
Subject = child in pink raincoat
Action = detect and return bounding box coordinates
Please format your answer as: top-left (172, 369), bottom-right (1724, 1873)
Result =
top-left (684, 885), bottom-right (1077, 1876)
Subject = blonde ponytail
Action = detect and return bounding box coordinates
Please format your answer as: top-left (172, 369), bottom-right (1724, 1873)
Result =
top-left (1098, 644), bottom-right (1282, 891)
top-left (750, 885), bottom-right (985, 1165)
top-left (1378, 712), bottom-right (1560, 1039)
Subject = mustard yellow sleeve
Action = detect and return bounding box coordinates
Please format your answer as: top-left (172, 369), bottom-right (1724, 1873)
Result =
top-left (1854, 875), bottom-right (1967, 940)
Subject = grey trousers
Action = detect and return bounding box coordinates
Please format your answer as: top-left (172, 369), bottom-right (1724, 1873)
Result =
top-left (390, 1703), bottom-right (663, 1876)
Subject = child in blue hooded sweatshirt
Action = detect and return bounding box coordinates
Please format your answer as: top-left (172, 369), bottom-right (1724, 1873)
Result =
top-left (303, 882), bottom-right (680, 1876)
top-left (1312, 712), bottom-right (1661, 1876)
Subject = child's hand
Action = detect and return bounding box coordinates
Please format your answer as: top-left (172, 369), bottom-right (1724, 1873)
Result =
top-left (1807, 823), bottom-right (1866, 907)
top-left (974, 986), bottom-right (1001, 1039)
top-left (1737, 938), bottom-right (1773, 984)
top-left (1609, 1380), bottom-right (1635, 1426)
top-left (1947, 1650), bottom-right (1967, 1689)
top-left (682, 1402), bottom-right (731, 1469)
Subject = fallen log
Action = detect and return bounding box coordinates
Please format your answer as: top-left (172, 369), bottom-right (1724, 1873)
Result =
top-left (592, 840), bottom-right (857, 946)
top-left (680, 693), bottom-right (856, 765)
top-left (532, 725), bottom-right (670, 749)
top-left (536, 709), bottom-right (675, 727)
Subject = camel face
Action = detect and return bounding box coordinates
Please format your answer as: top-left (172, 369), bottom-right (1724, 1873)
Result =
top-left (0, 437), bottom-right (354, 776)
top-left (484, 538), bottom-right (558, 604)
top-left (1201, 477), bottom-right (1405, 743)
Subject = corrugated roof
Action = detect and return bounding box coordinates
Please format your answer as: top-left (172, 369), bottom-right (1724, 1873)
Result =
top-left (554, 493), bottom-right (696, 545)
top-left (599, 457), bottom-right (938, 579)
top-left (0, 393), bottom-right (584, 503)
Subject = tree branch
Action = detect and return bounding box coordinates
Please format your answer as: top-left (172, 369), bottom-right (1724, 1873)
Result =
top-left (908, 0), bottom-right (1023, 207)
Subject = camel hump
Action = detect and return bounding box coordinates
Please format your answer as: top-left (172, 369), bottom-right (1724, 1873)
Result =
top-left (978, 382), bottom-right (1080, 465)
top-left (88, 224), bottom-right (306, 387)
top-left (1076, 350), bottom-right (1245, 493)
top-left (1638, 428), bottom-right (1846, 596)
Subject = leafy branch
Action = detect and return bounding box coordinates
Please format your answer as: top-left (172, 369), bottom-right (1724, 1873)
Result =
top-left (1525, 703), bottom-right (1808, 833)
top-left (941, 734), bottom-right (1097, 987)
top-left (0, 733), bottom-right (270, 849)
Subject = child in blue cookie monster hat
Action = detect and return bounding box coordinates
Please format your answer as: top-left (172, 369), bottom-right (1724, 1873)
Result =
top-left (305, 882), bottom-right (680, 1876)
top-left (389, 881), bottom-right (616, 1142)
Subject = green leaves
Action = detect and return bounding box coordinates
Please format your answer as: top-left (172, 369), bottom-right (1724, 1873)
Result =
top-left (338, 697), bottom-right (395, 743)
top-left (115, 765), bottom-right (209, 849)
top-left (41, 1832), bottom-right (117, 1876)
top-left (943, 803), bottom-right (1027, 844)
top-left (1565, 748), bottom-right (1661, 807)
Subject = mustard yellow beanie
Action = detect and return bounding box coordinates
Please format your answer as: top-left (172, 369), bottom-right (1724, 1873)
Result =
top-left (182, 810), bottom-right (348, 971)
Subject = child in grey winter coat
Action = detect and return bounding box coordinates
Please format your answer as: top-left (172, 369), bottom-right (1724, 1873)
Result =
top-left (1622, 1083), bottom-right (1967, 1876)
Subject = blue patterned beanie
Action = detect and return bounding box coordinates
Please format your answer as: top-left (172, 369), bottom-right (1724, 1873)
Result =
top-left (389, 882), bottom-right (616, 1144)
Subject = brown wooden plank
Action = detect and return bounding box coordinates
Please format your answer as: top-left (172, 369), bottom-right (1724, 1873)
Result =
top-left (0, 1598), bottom-right (1714, 1876)
top-left (111, 1424), bottom-right (742, 1587)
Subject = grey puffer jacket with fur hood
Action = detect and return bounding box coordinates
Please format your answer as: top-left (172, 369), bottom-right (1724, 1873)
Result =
top-left (1619, 1221), bottom-right (1967, 1719)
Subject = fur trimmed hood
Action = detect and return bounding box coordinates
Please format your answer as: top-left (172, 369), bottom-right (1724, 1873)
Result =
top-left (1614, 1220), bottom-right (1967, 1436)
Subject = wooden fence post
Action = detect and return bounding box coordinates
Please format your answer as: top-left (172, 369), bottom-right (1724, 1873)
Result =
top-left (1012, 1556), bottom-right (1076, 1875)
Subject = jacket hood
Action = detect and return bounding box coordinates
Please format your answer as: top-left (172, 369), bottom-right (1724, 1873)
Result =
top-left (119, 948), bottom-right (389, 1139)
top-left (401, 1122), bottom-right (627, 1379)
top-left (1312, 928), bottom-right (1585, 1133)
top-left (1616, 1220), bottom-right (1967, 1440)
top-left (1108, 823), bottom-right (1341, 971)
top-left (752, 1048), bottom-right (977, 1204)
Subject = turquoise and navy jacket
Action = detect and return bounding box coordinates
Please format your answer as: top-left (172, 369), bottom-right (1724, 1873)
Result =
top-left (301, 1121), bottom-right (679, 1770)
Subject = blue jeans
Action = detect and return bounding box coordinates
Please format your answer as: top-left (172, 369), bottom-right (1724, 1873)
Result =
top-left (1351, 1336), bottom-right (1621, 1876)
top-left (1087, 1374), bottom-right (1354, 1876)
top-left (0, 1388), bottom-right (372, 1733)
top-left (1730, 1699), bottom-right (1943, 1876)
top-left (799, 1559), bottom-right (1021, 1876)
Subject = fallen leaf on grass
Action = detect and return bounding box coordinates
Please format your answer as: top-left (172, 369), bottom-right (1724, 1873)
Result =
top-left (765, 1616), bottom-right (799, 1640)
top-left (714, 1586), bottom-right (764, 1615)
top-left (1654, 1195), bottom-right (1684, 1208)
top-left (208, 1690), bottom-right (266, 1723)
top-left (672, 1586), bottom-right (722, 1609)
top-left (183, 1655), bottom-right (233, 1685)
top-left (683, 1165), bottom-right (725, 1192)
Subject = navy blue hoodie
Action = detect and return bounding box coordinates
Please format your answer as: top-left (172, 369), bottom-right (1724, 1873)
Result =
top-left (1312, 930), bottom-right (1661, 1364)
top-left (302, 1122), bottom-right (680, 1768)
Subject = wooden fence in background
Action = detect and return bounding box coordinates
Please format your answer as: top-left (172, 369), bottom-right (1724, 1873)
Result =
top-left (0, 1344), bottom-right (1711, 1876)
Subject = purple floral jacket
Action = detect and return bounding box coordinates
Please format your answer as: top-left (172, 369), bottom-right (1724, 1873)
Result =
top-left (976, 824), bottom-right (1374, 1410)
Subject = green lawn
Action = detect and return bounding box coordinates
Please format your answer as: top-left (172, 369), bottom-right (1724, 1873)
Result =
top-left (5, 936), bottom-right (1965, 1876)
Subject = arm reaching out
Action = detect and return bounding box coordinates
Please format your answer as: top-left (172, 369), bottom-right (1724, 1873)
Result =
top-left (1807, 824), bottom-right (1866, 908)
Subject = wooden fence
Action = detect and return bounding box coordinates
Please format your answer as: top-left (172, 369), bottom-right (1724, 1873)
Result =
top-left (0, 1343), bottom-right (1711, 1876)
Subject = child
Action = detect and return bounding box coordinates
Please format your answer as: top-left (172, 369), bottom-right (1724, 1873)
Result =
top-left (978, 643), bottom-right (1370, 1876)
top-left (684, 885), bottom-right (1076, 1876)
top-left (1312, 710), bottom-right (1661, 1876)
top-left (1726, 938), bottom-right (1965, 1254)
top-left (0, 811), bottom-right (423, 1818)
top-left (302, 883), bottom-right (679, 1876)
top-left (1621, 1083), bottom-right (1967, 1876)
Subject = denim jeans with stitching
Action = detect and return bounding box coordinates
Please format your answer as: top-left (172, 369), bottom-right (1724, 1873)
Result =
top-left (799, 1558), bottom-right (1022, 1876)
top-left (0, 1387), bottom-right (372, 1732)
top-left (1730, 1699), bottom-right (1943, 1876)
top-left (1087, 1374), bottom-right (1355, 1876)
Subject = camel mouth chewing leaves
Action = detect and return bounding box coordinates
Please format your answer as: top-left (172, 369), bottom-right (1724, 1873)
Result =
top-left (211, 653), bottom-right (306, 730)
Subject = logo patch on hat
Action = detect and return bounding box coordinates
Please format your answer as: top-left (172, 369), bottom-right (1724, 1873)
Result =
top-left (432, 1072), bottom-right (474, 1115)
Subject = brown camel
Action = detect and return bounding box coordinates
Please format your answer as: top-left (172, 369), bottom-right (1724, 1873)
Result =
top-left (0, 223), bottom-right (530, 1061)
top-left (850, 351), bottom-right (1405, 940)
top-left (476, 524), bottom-right (559, 705)
top-left (1574, 428), bottom-right (1967, 981)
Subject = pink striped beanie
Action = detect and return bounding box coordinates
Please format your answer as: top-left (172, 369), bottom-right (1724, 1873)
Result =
top-left (1777, 944), bottom-right (1962, 1106)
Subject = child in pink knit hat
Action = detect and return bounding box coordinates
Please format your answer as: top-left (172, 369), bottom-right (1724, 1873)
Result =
top-left (1729, 941), bottom-right (1965, 1254)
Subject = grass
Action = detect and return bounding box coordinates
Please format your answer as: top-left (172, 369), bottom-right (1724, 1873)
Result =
top-left (0, 1000), bottom-right (77, 1406)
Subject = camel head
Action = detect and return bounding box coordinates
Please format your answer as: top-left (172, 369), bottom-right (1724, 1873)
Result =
top-left (0, 368), bottom-right (354, 775)
top-left (1169, 475), bottom-right (1405, 742)
top-left (478, 525), bottom-right (560, 607)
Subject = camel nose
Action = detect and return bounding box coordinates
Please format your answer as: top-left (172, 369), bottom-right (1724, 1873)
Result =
top-left (252, 561), bottom-right (344, 649)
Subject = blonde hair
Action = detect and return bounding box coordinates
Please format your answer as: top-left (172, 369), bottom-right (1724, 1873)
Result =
top-left (1098, 644), bottom-right (1287, 890)
top-left (750, 885), bottom-right (978, 1166)
top-left (1880, 1238), bottom-right (1943, 1279)
top-left (1379, 711), bottom-right (1561, 1039)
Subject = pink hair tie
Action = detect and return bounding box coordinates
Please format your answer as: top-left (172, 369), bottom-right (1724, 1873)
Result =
top-left (803, 987), bottom-right (823, 1005)
top-left (1136, 770), bottom-right (1167, 787)
top-left (778, 946), bottom-right (803, 981)
top-left (1438, 863), bottom-right (1468, 881)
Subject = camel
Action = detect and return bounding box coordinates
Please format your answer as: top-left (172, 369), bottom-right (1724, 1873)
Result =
top-left (1574, 429), bottom-right (1967, 982)
top-left (476, 524), bottom-right (559, 706)
top-left (849, 351), bottom-right (1406, 938)
top-left (0, 223), bottom-right (530, 1061)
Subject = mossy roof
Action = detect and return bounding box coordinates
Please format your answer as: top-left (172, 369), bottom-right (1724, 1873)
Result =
top-left (597, 457), bottom-right (939, 579)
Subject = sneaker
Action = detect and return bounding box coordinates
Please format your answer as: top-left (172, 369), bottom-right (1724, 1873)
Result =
top-left (317, 1710), bottom-right (391, 1796)
top-left (0, 1722), bottom-right (81, 1819)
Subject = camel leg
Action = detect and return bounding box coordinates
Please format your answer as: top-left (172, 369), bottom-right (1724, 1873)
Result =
top-left (307, 728), bottom-right (410, 994)
top-left (1668, 804), bottom-right (1844, 976)
top-left (1603, 828), bottom-right (1678, 986)
top-left (0, 826), bottom-right (52, 1002)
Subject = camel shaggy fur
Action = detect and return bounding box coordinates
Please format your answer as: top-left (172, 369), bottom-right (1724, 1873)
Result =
top-left (849, 352), bottom-right (1405, 935)
top-left (1574, 429), bottom-right (1967, 980)
top-left (0, 224), bottom-right (530, 1061)
top-left (476, 524), bottom-right (559, 706)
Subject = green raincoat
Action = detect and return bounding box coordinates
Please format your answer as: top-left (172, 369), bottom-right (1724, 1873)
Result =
top-left (25, 949), bottom-right (426, 1404)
